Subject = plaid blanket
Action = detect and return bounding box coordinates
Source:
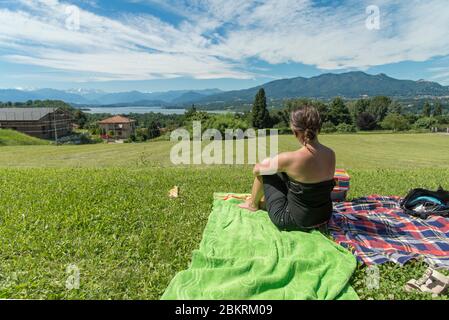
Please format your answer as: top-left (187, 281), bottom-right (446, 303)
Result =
top-left (329, 196), bottom-right (449, 268)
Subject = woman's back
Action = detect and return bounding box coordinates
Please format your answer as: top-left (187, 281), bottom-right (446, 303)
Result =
top-left (284, 142), bottom-right (336, 184)
top-left (239, 105), bottom-right (337, 231)
top-left (278, 142), bottom-right (336, 228)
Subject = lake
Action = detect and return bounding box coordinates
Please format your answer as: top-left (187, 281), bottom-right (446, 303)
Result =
top-left (85, 106), bottom-right (187, 115)
top-left (85, 106), bottom-right (234, 115)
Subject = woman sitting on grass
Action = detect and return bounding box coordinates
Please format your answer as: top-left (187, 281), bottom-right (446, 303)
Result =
top-left (239, 105), bottom-right (336, 232)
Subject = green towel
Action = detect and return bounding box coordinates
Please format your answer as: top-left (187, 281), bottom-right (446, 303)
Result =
top-left (162, 193), bottom-right (359, 300)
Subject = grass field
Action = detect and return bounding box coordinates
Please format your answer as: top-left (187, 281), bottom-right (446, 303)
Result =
top-left (1, 133), bottom-right (448, 169)
top-left (0, 129), bottom-right (50, 146)
top-left (0, 133), bottom-right (448, 300)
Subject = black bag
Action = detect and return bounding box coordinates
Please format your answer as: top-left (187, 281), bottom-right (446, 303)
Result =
top-left (400, 187), bottom-right (449, 219)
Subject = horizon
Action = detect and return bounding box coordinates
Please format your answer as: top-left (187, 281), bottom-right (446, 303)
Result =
top-left (1, 71), bottom-right (447, 94)
top-left (1, 1), bottom-right (449, 92)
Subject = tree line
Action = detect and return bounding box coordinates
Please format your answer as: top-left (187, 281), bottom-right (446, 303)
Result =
top-left (250, 88), bottom-right (449, 132)
top-left (2, 93), bottom-right (448, 143)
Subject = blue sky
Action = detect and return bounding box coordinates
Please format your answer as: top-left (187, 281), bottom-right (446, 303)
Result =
top-left (1, 0), bottom-right (449, 92)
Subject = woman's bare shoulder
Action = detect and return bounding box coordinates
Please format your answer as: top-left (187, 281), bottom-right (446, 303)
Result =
top-left (320, 144), bottom-right (336, 157)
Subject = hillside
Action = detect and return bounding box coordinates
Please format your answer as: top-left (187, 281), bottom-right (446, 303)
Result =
top-left (1, 73), bottom-right (448, 107)
top-left (198, 72), bottom-right (449, 104)
top-left (0, 88), bottom-right (223, 105)
top-left (0, 129), bottom-right (50, 146)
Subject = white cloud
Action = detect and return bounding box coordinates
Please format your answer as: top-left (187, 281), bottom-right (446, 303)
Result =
top-left (0, 0), bottom-right (252, 81)
top-left (1, 0), bottom-right (449, 82)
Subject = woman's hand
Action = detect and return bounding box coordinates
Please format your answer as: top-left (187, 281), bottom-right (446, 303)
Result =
top-left (253, 154), bottom-right (291, 176)
top-left (253, 158), bottom-right (276, 176)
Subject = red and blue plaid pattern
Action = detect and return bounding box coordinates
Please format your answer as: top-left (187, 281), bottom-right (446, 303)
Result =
top-left (329, 195), bottom-right (449, 267)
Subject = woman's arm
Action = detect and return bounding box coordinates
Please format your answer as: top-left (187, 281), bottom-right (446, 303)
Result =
top-left (253, 152), bottom-right (292, 176)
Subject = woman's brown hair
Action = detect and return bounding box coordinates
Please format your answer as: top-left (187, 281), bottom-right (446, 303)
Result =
top-left (290, 105), bottom-right (322, 146)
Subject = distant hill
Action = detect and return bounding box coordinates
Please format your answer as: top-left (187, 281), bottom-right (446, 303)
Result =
top-left (0, 129), bottom-right (50, 146)
top-left (1, 72), bottom-right (448, 106)
top-left (0, 89), bottom-right (37, 103)
top-left (198, 72), bottom-right (449, 104)
top-left (33, 89), bottom-right (92, 104)
top-left (147, 89), bottom-right (222, 103)
top-left (95, 100), bottom-right (170, 108)
top-left (97, 91), bottom-right (154, 105)
top-left (0, 88), bottom-right (91, 104)
top-left (172, 91), bottom-right (207, 104)
top-left (0, 88), bottom-right (223, 105)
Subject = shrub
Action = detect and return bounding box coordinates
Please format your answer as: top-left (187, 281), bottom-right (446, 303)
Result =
top-left (90, 135), bottom-right (104, 144)
top-left (275, 127), bottom-right (293, 135)
top-left (56, 133), bottom-right (101, 145)
top-left (203, 114), bottom-right (249, 136)
top-left (356, 112), bottom-right (377, 131)
top-left (79, 133), bottom-right (93, 144)
top-left (434, 115), bottom-right (449, 125)
top-left (380, 114), bottom-right (410, 131)
top-left (136, 128), bottom-right (148, 142)
top-left (336, 123), bottom-right (356, 133)
top-left (321, 121), bottom-right (337, 133)
top-left (128, 134), bottom-right (137, 142)
top-left (413, 117), bottom-right (438, 130)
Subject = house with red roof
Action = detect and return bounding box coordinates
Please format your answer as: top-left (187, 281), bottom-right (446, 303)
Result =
top-left (98, 115), bottom-right (136, 140)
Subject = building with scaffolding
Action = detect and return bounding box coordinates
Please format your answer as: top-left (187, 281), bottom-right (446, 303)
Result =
top-left (0, 108), bottom-right (73, 140)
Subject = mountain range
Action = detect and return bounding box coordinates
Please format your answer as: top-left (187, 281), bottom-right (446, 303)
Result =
top-left (198, 72), bottom-right (449, 104)
top-left (1, 72), bottom-right (448, 106)
top-left (0, 88), bottom-right (223, 106)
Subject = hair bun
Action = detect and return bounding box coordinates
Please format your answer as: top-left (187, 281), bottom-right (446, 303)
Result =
top-left (290, 105), bottom-right (322, 145)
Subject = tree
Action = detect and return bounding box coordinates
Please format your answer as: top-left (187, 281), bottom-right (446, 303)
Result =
top-left (204, 114), bottom-right (249, 135)
top-left (433, 101), bottom-right (443, 117)
top-left (380, 113), bottom-right (410, 131)
top-left (356, 112), bottom-right (377, 131)
top-left (136, 128), bottom-right (148, 142)
top-left (405, 113), bottom-right (419, 126)
top-left (189, 111), bottom-right (210, 122)
top-left (389, 101), bottom-right (403, 115)
top-left (312, 101), bottom-right (329, 123)
top-left (367, 96), bottom-right (391, 122)
top-left (280, 99), bottom-right (329, 126)
top-left (328, 97), bottom-right (351, 125)
top-left (185, 105), bottom-right (197, 119)
top-left (148, 121), bottom-right (161, 139)
top-left (422, 101), bottom-right (432, 117)
top-left (413, 117), bottom-right (438, 130)
top-left (73, 109), bottom-right (88, 129)
top-left (349, 99), bottom-right (370, 122)
top-left (251, 88), bottom-right (271, 129)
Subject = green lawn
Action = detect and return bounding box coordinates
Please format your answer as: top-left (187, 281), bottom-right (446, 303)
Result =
top-left (0, 133), bottom-right (448, 299)
top-left (0, 133), bottom-right (447, 169)
top-left (0, 129), bottom-right (50, 146)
